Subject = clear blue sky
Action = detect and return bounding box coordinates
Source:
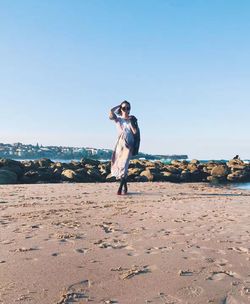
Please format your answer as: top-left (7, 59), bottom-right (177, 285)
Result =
top-left (0, 0), bottom-right (249, 159)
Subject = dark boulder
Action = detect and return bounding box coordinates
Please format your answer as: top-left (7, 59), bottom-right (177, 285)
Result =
top-left (211, 165), bottom-right (229, 177)
top-left (61, 168), bottom-right (93, 182)
top-left (129, 159), bottom-right (146, 169)
top-left (87, 167), bottom-right (104, 182)
top-left (0, 158), bottom-right (20, 167)
top-left (180, 170), bottom-right (192, 182)
top-left (105, 173), bottom-right (116, 182)
top-left (227, 159), bottom-right (246, 171)
top-left (0, 165), bottom-right (23, 178)
top-left (140, 169), bottom-right (154, 181)
top-left (34, 158), bottom-right (53, 168)
top-left (207, 176), bottom-right (226, 184)
top-left (22, 160), bottom-right (39, 171)
top-left (80, 158), bottom-right (100, 166)
top-left (61, 169), bottom-right (79, 182)
top-left (160, 171), bottom-right (181, 182)
top-left (134, 175), bottom-right (148, 182)
top-left (98, 163), bottom-right (111, 177)
top-left (21, 170), bottom-right (40, 183)
top-left (227, 170), bottom-right (249, 182)
top-left (190, 159), bottom-right (200, 165)
top-left (127, 168), bottom-right (143, 181)
top-left (0, 169), bottom-right (18, 184)
top-left (165, 165), bottom-right (182, 174)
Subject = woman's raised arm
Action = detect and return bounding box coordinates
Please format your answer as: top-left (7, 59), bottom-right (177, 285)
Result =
top-left (109, 105), bottom-right (120, 120)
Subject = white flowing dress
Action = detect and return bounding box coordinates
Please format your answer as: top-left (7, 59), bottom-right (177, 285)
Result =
top-left (111, 117), bottom-right (134, 179)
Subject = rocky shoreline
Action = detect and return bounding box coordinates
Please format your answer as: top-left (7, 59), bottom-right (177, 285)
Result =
top-left (0, 158), bottom-right (250, 184)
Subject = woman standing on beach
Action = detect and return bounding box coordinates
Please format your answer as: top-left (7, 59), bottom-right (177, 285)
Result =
top-left (109, 101), bottom-right (140, 195)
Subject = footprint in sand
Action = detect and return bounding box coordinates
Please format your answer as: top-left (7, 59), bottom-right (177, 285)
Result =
top-left (51, 252), bottom-right (64, 257)
top-left (146, 292), bottom-right (183, 303)
top-left (24, 257), bottom-right (38, 261)
top-left (102, 300), bottom-right (118, 304)
top-left (74, 248), bottom-right (89, 254)
top-left (125, 245), bottom-right (140, 257)
top-left (204, 257), bottom-right (216, 263)
top-left (215, 258), bottom-right (229, 267)
top-left (177, 286), bottom-right (203, 298)
top-left (145, 246), bottom-right (172, 255)
top-left (127, 251), bottom-right (139, 257)
top-left (94, 239), bottom-right (127, 250)
top-left (207, 271), bottom-right (240, 281)
top-left (1, 239), bottom-right (15, 245)
top-left (99, 222), bottom-right (118, 233)
top-left (222, 295), bottom-right (244, 304)
top-left (157, 228), bottom-right (171, 237)
top-left (11, 247), bottom-right (39, 253)
top-left (56, 280), bottom-right (90, 304)
top-left (111, 265), bottom-right (150, 280)
top-left (228, 246), bottom-right (249, 255)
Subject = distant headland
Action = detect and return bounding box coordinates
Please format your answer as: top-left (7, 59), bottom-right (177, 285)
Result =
top-left (0, 142), bottom-right (188, 161)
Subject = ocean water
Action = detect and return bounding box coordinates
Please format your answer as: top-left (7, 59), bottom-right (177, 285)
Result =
top-left (10, 158), bottom-right (250, 164)
top-left (234, 183), bottom-right (250, 190)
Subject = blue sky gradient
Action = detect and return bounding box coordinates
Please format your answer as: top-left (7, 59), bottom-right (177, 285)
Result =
top-left (0, 0), bottom-right (249, 159)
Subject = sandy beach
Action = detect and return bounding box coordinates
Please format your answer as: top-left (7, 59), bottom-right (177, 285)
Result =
top-left (0, 182), bottom-right (249, 304)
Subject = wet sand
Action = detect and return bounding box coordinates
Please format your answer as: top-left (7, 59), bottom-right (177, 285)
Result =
top-left (0, 182), bottom-right (249, 304)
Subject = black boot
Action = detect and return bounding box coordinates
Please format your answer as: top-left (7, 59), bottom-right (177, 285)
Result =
top-left (124, 180), bottom-right (128, 194)
top-left (117, 178), bottom-right (125, 195)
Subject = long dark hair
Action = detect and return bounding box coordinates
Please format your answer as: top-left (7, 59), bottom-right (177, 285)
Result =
top-left (117, 100), bottom-right (131, 115)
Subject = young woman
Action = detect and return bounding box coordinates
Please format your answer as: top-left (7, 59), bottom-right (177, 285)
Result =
top-left (109, 101), bottom-right (139, 195)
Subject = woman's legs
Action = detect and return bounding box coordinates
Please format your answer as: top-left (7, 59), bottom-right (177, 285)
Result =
top-left (117, 177), bottom-right (128, 195)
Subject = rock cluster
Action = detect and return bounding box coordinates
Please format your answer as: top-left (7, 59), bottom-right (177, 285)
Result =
top-left (0, 158), bottom-right (250, 184)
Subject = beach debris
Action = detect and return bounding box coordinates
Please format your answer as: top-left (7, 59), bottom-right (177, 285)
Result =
top-left (99, 222), bottom-right (117, 233)
top-left (94, 238), bottom-right (127, 249)
top-left (158, 292), bottom-right (183, 303)
top-left (57, 280), bottom-right (90, 304)
top-left (207, 270), bottom-right (239, 281)
top-left (145, 246), bottom-right (172, 255)
top-left (74, 248), bottom-right (89, 254)
top-left (12, 247), bottom-right (38, 252)
top-left (56, 232), bottom-right (82, 240)
top-left (179, 270), bottom-right (194, 276)
top-left (111, 266), bottom-right (125, 272)
top-left (16, 294), bottom-right (33, 301)
top-left (113, 265), bottom-right (150, 280)
top-left (242, 286), bottom-right (250, 295)
top-left (30, 224), bottom-right (40, 228)
top-left (228, 246), bottom-right (249, 254)
top-left (56, 291), bottom-right (88, 304)
top-left (52, 219), bottom-right (81, 228)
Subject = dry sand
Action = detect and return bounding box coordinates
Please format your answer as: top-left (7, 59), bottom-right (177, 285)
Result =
top-left (0, 182), bottom-right (249, 304)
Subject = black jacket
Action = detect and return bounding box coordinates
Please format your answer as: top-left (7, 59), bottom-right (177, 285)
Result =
top-left (130, 116), bottom-right (140, 156)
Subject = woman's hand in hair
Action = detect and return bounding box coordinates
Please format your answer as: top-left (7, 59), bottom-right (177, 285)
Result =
top-left (109, 105), bottom-right (121, 120)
